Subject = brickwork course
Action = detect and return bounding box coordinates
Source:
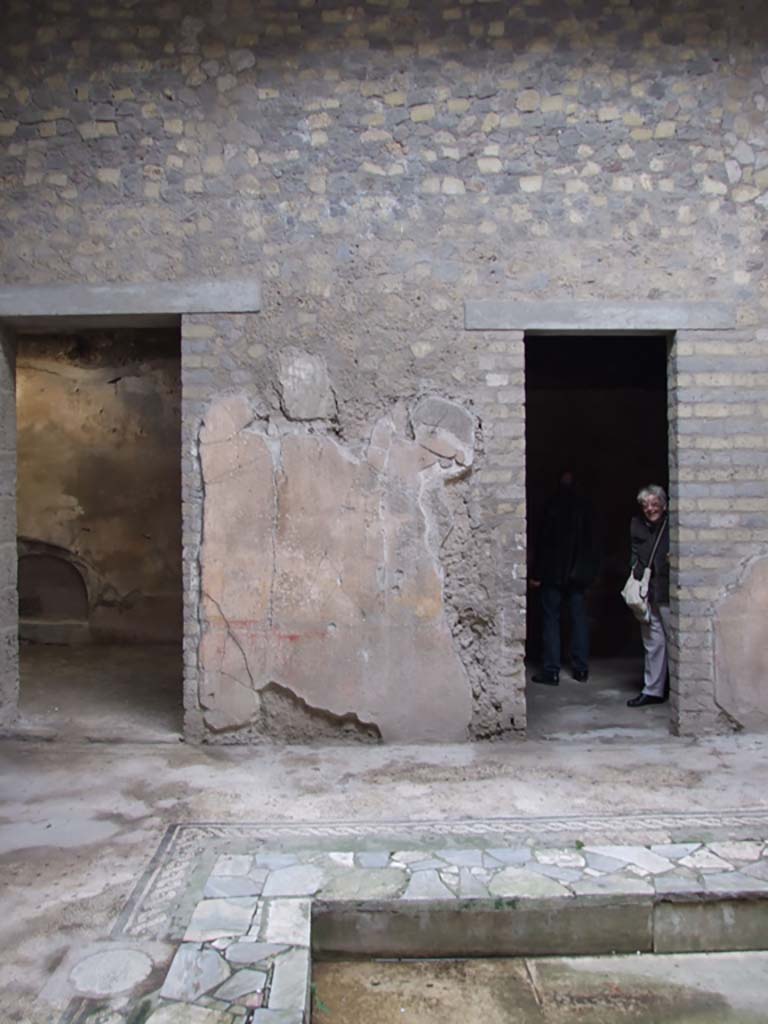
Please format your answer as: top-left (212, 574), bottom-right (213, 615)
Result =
top-left (0, 0), bottom-right (767, 741)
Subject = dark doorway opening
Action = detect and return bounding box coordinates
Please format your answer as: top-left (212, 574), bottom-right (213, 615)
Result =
top-left (15, 328), bottom-right (183, 740)
top-left (525, 334), bottom-right (669, 738)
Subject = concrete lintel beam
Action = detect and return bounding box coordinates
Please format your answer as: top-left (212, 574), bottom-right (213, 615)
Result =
top-left (464, 300), bottom-right (736, 333)
top-left (0, 278), bottom-right (261, 331)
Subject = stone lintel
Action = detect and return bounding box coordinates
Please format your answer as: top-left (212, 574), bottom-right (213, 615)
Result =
top-left (0, 278), bottom-right (261, 332)
top-left (464, 300), bottom-right (736, 333)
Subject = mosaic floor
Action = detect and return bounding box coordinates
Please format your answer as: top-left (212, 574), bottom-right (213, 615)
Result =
top-left (53, 808), bottom-right (768, 1024)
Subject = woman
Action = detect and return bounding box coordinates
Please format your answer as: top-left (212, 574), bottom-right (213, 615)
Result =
top-left (627, 484), bottom-right (669, 707)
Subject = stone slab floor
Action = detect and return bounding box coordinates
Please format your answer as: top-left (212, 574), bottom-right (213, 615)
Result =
top-left (0, 732), bottom-right (767, 1022)
top-left (313, 953), bottom-right (768, 1023)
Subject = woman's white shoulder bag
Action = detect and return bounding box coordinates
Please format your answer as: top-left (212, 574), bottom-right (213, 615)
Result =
top-left (621, 517), bottom-right (667, 624)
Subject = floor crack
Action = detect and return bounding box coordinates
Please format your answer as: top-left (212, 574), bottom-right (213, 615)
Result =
top-left (523, 958), bottom-right (544, 1009)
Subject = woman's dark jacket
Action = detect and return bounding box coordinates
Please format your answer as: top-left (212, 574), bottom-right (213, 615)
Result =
top-left (630, 514), bottom-right (669, 605)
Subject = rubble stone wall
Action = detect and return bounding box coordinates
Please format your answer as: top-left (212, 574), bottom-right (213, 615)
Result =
top-left (2, 1), bottom-right (767, 739)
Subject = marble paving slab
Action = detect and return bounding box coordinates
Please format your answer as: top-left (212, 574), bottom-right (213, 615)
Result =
top-left (56, 808), bottom-right (768, 1023)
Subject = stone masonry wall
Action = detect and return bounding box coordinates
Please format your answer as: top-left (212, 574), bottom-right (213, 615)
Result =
top-left (0, 328), bottom-right (18, 728)
top-left (2, 1), bottom-right (768, 738)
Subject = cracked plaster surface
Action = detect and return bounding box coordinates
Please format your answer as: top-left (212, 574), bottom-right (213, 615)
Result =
top-left (198, 393), bottom-right (474, 741)
top-left (715, 555), bottom-right (768, 731)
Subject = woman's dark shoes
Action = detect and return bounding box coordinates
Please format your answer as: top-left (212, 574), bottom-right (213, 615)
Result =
top-left (572, 669), bottom-right (589, 682)
top-left (533, 671), bottom-right (559, 685)
top-left (627, 693), bottom-right (667, 707)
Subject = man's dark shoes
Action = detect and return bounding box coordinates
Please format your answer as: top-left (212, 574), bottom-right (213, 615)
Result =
top-left (533, 671), bottom-right (559, 686)
top-left (572, 669), bottom-right (589, 682)
top-left (627, 693), bottom-right (666, 707)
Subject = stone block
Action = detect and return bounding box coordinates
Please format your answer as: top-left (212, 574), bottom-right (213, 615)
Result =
top-left (225, 942), bottom-right (289, 965)
top-left (0, 542), bottom-right (15, 583)
top-left (268, 947), bottom-right (311, 1013)
top-left (0, 395), bottom-right (14, 446)
top-left (0, 627), bottom-right (19, 725)
top-left (214, 966), bottom-right (268, 1002)
top-left (0, 279), bottom-right (261, 323)
top-left (160, 943), bottom-right (231, 1001)
top-left (488, 868), bottom-right (570, 898)
top-left (401, 870), bottom-right (455, 900)
top-left (183, 898), bottom-right (260, 941)
top-left (311, 897), bottom-right (654, 959)
top-left (262, 865), bottom-right (328, 898)
top-left (211, 854), bottom-right (255, 877)
top-left (147, 1005), bottom-right (232, 1024)
top-left (0, 452), bottom-right (17, 496)
top-left (464, 301), bottom-right (736, 332)
top-left (204, 875), bottom-right (266, 899)
top-left (319, 868), bottom-right (408, 901)
top-left (654, 898), bottom-right (768, 953)
top-left (248, 1010), bottom-right (303, 1024)
top-left (262, 899), bottom-right (311, 947)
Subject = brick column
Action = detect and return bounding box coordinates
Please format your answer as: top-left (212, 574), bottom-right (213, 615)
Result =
top-left (473, 330), bottom-right (527, 736)
top-left (180, 311), bottom-right (262, 741)
top-left (668, 328), bottom-right (766, 735)
top-left (180, 314), bottom-right (212, 742)
top-left (0, 326), bottom-right (18, 727)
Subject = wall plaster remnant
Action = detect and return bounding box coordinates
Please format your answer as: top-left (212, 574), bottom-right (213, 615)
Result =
top-left (411, 396), bottom-right (475, 468)
top-left (714, 556), bottom-right (768, 733)
top-left (277, 349), bottom-right (337, 422)
top-left (197, 386), bottom-right (478, 743)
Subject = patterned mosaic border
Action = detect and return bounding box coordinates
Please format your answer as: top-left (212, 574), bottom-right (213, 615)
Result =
top-left (56, 807), bottom-right (768, 1024)
top-left (114, 808), bottom-right (768, 941)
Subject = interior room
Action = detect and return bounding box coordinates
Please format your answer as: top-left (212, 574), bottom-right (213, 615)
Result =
top-left (524, 334), bottom-right (670, 739)
top-left (15, 328), bottom-right (182, 740)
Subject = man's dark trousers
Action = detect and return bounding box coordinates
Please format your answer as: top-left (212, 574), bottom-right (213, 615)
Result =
top-left (540, 584), bottom-right (589, 675)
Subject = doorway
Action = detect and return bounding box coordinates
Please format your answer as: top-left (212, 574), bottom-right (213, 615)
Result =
top-left (524, 334), bottom-right (669, 738)
top-left (15, 328), bottom-right (183, 739)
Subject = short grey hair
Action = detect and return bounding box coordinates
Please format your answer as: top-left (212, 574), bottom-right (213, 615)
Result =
top-left (637, 484), bottom-right (668, 509)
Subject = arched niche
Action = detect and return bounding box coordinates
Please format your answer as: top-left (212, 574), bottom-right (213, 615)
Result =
top-left (18, 541), bottom-right (90, 644)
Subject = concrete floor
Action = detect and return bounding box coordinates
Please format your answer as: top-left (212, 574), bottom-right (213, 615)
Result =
top-left (1, 732), bottom-right (767, 1022)
top-left (313, 953), bottom-right (768, 1023)
top-left (16, 644), bottom-right (661, 744)
top-left (526, 656), bottom-right (670, 741)
top-left (18, 643), bottom-right (183, 740)
top-left (1, 646), bottom-right (765, 1022)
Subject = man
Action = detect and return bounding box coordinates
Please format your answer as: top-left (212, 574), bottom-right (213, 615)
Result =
top-left (530, 470), bottom-right (599, 685)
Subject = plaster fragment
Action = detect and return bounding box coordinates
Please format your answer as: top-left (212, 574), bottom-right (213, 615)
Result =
top-left (277, 350), bottom-right (337, 421)
top-left (411, 396), bottom-right (476, 467)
